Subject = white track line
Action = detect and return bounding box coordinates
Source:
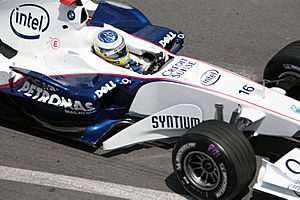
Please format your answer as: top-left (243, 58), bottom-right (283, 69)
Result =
top-left (0, 166), bottom-right (190, 200)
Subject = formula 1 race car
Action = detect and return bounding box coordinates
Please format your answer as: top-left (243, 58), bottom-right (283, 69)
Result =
top-left (0, 0), bottom-right (299, 200)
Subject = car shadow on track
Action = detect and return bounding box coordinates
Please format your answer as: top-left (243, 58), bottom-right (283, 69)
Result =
top-left (250, 191), bottom-right (285, 200)
top-left (0, 119), bottom-right (98, 153)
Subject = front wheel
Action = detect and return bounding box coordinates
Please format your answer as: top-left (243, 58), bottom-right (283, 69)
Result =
top-left (172, 120), bottom-right (256, 200)
top-left (264, 40), bottom-right (300, 100)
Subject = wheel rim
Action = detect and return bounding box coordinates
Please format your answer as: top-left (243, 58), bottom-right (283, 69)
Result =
top-left (278, 71), bottom-right (300, 100)
top-left (183, 151), bottom-right (221, 191)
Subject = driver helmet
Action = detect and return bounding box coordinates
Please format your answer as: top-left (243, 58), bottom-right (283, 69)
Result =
top-left (94, 30), bottom-right (130, 66)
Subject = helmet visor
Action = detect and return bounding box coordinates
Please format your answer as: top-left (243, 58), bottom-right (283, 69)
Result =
top-left (100, 44), bottom-right (128, 59)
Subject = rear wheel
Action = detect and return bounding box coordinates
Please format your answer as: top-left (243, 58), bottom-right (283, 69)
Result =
top-left (172, 120), bottom-right (256, 200)
top-left (264, 40), bottom-right (300, 100)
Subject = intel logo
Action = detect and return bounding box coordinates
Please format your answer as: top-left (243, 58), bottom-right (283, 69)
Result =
top-left (10, 4), bottom-right (50, 40)
top-left (200, 69), bottom-right (221, 86)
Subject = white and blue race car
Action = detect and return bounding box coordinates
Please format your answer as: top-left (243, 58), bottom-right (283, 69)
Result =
top-left (0, 0), bottom-right (299, 199)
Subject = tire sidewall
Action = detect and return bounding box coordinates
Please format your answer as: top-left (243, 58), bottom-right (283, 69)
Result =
top-left (264, 56), bottom-right (300, 100)
top-left (264, 56), bottom-right (300, 80)
top-left (173, 134), bottom-right (238, 200)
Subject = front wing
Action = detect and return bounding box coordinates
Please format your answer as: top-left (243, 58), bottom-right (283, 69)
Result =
top-left (254, 148), bottom-right (300, 199)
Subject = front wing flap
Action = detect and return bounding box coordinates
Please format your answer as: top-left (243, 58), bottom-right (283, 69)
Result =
top-left (254, 148), bottom-right (300, 199)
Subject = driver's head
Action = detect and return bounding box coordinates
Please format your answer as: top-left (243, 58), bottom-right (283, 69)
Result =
top-left (94, 30), bottom-right (130, 66)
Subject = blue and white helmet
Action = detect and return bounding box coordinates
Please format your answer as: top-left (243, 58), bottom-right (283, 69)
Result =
top-left (94, 30), bottom-right (130, 66)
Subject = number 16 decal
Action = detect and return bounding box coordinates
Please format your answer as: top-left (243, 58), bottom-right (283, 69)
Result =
top-left (239, 85), bottom-right (255, 95)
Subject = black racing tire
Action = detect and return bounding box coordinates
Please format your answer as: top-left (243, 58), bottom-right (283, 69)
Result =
top-left (172, 120), bottom-right (256, 200)
top-left (263, 40), bottom-right (300, 100)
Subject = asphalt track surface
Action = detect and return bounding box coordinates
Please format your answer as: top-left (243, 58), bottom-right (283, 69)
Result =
top-left (1, 0), bottom-right (300, 200)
